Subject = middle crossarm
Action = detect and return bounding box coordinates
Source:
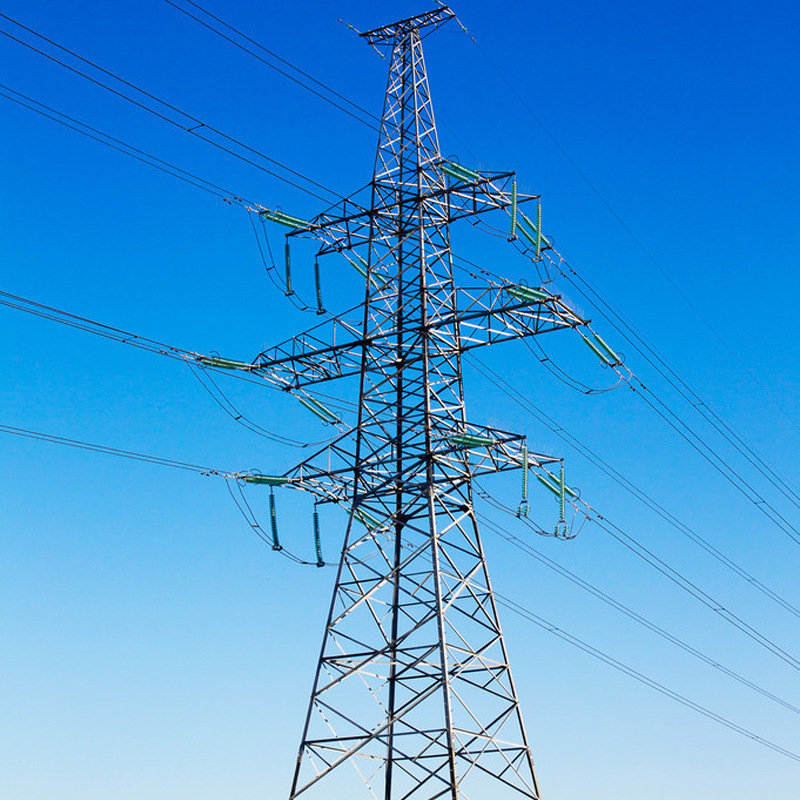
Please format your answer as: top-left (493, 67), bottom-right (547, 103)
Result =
top-left (243, 282), bottom-right (586, 390)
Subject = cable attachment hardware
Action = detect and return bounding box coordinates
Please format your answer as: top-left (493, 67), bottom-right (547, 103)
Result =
top-left (515, 208), bottom-right (549, 253)
top-left (580, 331), bottom-right (623, 367)
top-left (196, 354), bottom-right (252, 371)
top-left (313, 259), bottom-right (325, 314)
top-left (441, 160), bottom-right (481, 182)
top-left (342, 250), bottom-right (386, 289)
top-left (284, 239), bottom-right (294, 296)
top-left (313, 506), bottom-right (325, 568)
top-left (517, 445), bottom-right (529, 518)
top-left (450, 433), bottom-right (494, 448)
top-left (536, 202), bottom-right (542, 257)
top-left (554, 462), bottom-right (568, 538)
top-left (297, 395), bottom-right (340, 425)
top-left (509, 176), bottom-right (518, 240)
top-left (261, 209), bottom-right (310, 229)
top-left (505, 282), bottom-right (549, 303)
top-left (269, 487), bottom-right (282, 551)
top-left (534, 464), bottom-right (578, 538)
top-left (354, 506), bottom-right (382, 530)
top-left (241, 473), bottom-right (289, 486)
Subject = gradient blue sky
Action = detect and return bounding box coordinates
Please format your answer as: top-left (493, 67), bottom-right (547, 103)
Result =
top-left (1, 1), bottom-right (799, 798)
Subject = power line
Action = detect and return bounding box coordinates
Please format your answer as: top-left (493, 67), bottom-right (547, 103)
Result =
top-left (3, 4), bottom-right (800, 780)
top-left (15, 212), bottom-right (796, 683)
top-left (0, 419), bottom-right (327, 566)
top-left (0, 83), bottom-right (246, 203)
top-left (7, 48), bottom-right (800, 575)
top-left (9, 3), bottom-right (789, 554)
top-left (0, 84), bottom-right (342, 319)
top-left (167, 0), bottom-right (489, 171)
top-left (460, 232), bottom-right (800, 550)
top-left (629, 379), bottom-right (800, 546)
top-left (448, 4), bottom-right (800, 436)
top-left (392, 527), bottom-right (800, 763)
top-left (523, 335), bottom-right (627, 395)
top-left (0, 288), bottom-right (199, 359)
top-left (0, 287), bottom-right (356, 444)
top-left (469, 356), bottom-right (800, 619)
top-left (0, 422), bottom-right (231, 475)
top-left (559, 262), bottom-right (800, 515)
top-left (186, 363), bottom-right (323, 448)
top-left (477, 513), bottom-right (800, 716)
top-left (589, 506), bottom-right (800, 671)
top-left (4, 0), bottom-right (792, 662)
top-left (0, 287), bottom-right (361, 422)
top-left (495, 225), bottom-right (800, 547)
top-left (459, 148), bottom-right (800, 546)
top-left (15, 0), bottom-right (787, 546)
top-left (162, 0), bottom-right (380, 129)
top-left (248, 209), bottom-right (320, 315)
top-left (0, 11), bottom-right (339, 203)
top-left (425, 11), bottom-right (800, 543)
top-left (7, 26), bottom-right (798, 555)
top-left (474, 481), bottom-right (800, 674)
top-left (493, 590), bottom-right (800, 763)
top-left (224, 476), bottom-right (327, 567)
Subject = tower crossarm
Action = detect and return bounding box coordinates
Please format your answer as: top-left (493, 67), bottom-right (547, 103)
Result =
top-left (282, 431), bottom-right (358, 506)
top-left (439, 169), bottom-right (534, 224)
top-left (249, 312), bottom-right (369, 390)
top-left (243, 282), bottom-right (584, 392)
top-left (271, 192), bottom-right (375, 257)
top-left (277, 423), bottom-right (562, 511)
top-left (439, 426), bottom-right (562, 478)
top-left (452, 282), bottom-right (586, 351)
top-left (361, 6), bottom-right (456, 45)
top-left (282, 169), bottom-right (536, 257)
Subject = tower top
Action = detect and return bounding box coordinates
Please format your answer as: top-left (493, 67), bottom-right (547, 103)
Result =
top-left (361, 5), bottom-right (455, 46)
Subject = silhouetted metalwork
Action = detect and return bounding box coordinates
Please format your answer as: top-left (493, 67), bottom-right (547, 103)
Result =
top-left (251, 7), bottom-right (586, 798)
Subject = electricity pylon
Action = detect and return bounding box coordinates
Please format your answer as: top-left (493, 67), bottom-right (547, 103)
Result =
top-left (240, 7), bottom-right (591, 798)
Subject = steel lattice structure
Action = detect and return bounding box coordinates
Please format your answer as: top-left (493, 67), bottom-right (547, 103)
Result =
top-left (241, 7), bottom-right (593, 799)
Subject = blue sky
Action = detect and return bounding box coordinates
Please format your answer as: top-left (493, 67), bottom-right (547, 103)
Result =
top-left (1, 1), bottom-right (799, 798)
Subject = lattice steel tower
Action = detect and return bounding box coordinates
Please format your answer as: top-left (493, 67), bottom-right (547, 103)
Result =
top-left (245, 7), bottom-right (590, 798)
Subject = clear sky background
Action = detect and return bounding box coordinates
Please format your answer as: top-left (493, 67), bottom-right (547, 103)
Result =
top-left (1, 1), bottom-right (799, 798)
